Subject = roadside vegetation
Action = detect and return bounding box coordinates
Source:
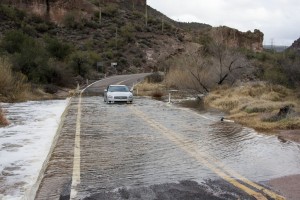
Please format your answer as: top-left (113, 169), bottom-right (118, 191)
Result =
top-left (205, 83), bottom-right (300, 130)
top-left (139, 34), bottom-right (300, 131)
top-left (0, 106), bottom-right (9, 126)
top-left (0, 2), bottom-right (183, 102)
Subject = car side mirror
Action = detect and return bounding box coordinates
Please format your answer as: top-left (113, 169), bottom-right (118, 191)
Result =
top-left (130, 89), bottom-right (133, 92)
top-left (104, 89), bottom-right (107, 92)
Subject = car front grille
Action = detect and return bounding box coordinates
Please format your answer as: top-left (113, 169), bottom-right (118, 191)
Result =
top-left (114, 96), bottom-right (127, 100)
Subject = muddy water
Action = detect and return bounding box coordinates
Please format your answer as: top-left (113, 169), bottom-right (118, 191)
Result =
top-left (73, 96), bottom-right (300, 199)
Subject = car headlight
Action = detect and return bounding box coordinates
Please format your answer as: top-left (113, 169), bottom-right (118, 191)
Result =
top-left (129, 95), bottom-right (133, 98)
top-left (108, 95), bottom-right (113, 98)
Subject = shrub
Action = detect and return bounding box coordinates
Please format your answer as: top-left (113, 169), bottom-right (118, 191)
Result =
top-left (21, 24), bottom-right (38, 37)
top-left (45, 36), bottom-right (72, 61)
top-left (263, 67), bottom-right (289, 86)
top-left (47, 59), bottom-right (74, 86)
top-left (0, 106), bottom-right (9, 126)
top-left (217, 100), bottom-right (239, 111)
top-left (68, 51), bottom-right (91, 77)
top-left (103, 3), bottom-right (119, 17)
top-left (145, 72), bottom-right (164, 83)
top-left (0, 57), bottom-right (31, 101)
top-left (63, 11), bottom-right (84, 29)
top-left (0, 4), bottom-right (25, 20)
top-left (244, 107), bottom-right (267, 113)
top-left (35, 23), bottom-right (50, 33)
top-left (120, 24), bottom-right (135, 42)
top-left (1, 30), bottom-right (29, 54)
top-left (11, 36), bottom-right (49, 83)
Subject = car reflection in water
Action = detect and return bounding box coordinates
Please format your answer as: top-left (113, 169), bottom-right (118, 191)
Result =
top-left (104, 85), bottom-right (133, 104)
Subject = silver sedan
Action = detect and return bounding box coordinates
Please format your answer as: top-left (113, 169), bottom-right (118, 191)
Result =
top-left (104, 85), bottom-right (133, 104)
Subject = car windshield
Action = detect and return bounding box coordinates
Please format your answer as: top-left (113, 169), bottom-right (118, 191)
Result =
top-left (108, 86), bottom-right (129, 92)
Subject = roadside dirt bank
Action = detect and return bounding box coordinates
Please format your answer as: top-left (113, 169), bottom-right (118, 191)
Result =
top-left (267, 174), bottom-right (300, 200)
top-left (277, 130), bottom-right (300, 143)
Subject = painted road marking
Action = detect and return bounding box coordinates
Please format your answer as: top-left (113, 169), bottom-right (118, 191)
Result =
top-left (69, 76), bottom-right (144, 199)
top-left (130, 106), bottom-right (285, 200)
top-left (70, 79), bottom-right (104, 199)
top-left (176, 106), bottom-right (285, 200)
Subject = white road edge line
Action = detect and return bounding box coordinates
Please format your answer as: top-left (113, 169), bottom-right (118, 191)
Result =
top-left (69, 80), bottom-right (103, 200)
top-left (69, 76), bottom-right (144, 199)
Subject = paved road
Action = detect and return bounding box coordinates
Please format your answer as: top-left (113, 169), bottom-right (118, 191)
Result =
top-left (35, 74), bottom-right (300, 200)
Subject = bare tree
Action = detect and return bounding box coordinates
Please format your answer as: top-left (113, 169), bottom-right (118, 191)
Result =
top-left (208, 42), bottom-right (251, 85)
top-left (165, 50), bottom-right (211, 94)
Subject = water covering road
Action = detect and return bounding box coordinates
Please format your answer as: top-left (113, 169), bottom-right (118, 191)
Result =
top-left (35, 74), bottom-right (300, 200)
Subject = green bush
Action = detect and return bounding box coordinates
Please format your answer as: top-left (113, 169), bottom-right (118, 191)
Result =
top-left (1, 30), bottom-right (29, 54)
top-left (103, 3), bottom-right (119, 17)
top-left (35, 23), bottom-right (50, 33)
top-left (68, 51), bottom-right (91, 77)
top-left (0, 4), bottom-right (25, 20)
top-left (263, 67), bottom-right (289, 86)
top-left (63, 11), bottom-right (84, 29)
top-left (21, 24), bottom-right (38, 37)
top-left (47, 59), bottom-right (74, 86)
top-left (45, 37), bottom-right (72, 61)
top-left (120, 24), bottom-right (135, 42)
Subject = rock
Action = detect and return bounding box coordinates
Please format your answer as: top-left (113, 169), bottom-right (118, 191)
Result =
top-left (277, 105), bottom-right (294, 119)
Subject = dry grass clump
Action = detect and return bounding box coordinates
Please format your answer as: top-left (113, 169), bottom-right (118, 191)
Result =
top-left (205, 82), bottom-right (300, 130)
top-left (134, 82), bottom-right (166, 97)
top-left (0, 106), bottom-right (9, 126)
top-left (0, 57), bottom-right (33, 102)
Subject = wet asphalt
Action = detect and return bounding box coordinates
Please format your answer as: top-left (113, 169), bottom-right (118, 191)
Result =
top-left (35, 74), bottom-right (300, 200)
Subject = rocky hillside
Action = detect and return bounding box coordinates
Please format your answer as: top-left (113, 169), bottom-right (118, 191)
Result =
top-left (0, 0), bottom-right (264, 74)
top-left (289, 37), bottom-right (300, 53)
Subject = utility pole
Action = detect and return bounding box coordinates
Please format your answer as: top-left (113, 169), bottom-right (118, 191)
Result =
top-left (161, 17), bottom-right (164, 32)
top-left (132, 0), bottom-right (135, 10)
top-left (271, 38), bottom-right (274, 51)
top-left (115, 27), bottom-right (118, 49)
top-left (145, 2), bottom-right (148, 26)
top-left (98, 0), bottom-right (102, 24)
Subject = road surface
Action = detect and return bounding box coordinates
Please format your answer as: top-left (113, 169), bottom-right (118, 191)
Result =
top-left (35, 74), bottom-right (300, 200)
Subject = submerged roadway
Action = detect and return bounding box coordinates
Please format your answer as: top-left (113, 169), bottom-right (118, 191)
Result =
top-left (35, 73), bottom-right (300, 200)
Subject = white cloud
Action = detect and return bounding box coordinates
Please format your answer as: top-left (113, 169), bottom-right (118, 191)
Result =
top-left (147, 0), bottom-right (300, 46)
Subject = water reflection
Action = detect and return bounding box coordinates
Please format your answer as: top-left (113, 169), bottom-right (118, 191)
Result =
top-left (135, 98), bottom-right (300, 181)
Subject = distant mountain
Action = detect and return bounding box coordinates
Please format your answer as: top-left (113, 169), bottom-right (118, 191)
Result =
top-left (264, 45), bottom-right (288, 52)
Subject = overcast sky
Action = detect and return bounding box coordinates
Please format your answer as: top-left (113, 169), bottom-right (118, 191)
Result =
top-left (147, 0), bottom-right (300, 46)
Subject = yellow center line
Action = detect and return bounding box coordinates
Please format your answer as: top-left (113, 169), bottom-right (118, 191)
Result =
top-left (179, 107), bottom-right (285, 200)
top-left (130, 106), bottom-right (285, 200)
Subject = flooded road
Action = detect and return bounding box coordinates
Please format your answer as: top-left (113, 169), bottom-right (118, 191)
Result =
top-left (35, 74), bottom-right (300, 200)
